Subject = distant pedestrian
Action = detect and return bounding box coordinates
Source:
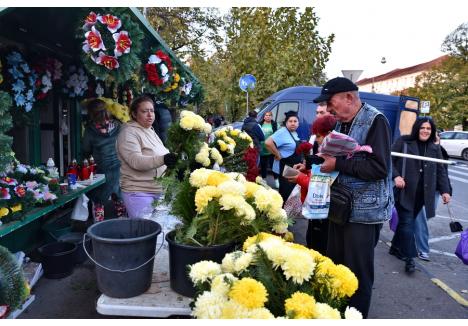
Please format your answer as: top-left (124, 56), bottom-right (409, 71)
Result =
top-left (241, 110), bottom-right (265, 151)
top-left (259, 111), bottom-right (278, 186)
top-left (315, 102), bottom-right (328, 117)
top-left (390, 117), bottom-right (451, 272)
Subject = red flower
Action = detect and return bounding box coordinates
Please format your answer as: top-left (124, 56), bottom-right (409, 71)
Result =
top-left (96, 52), bottom-right (119, 70)
top-left (84, 12), bottom-right (98, 27)
top-left (113, 31), bottom-right (132, 57)
top-left (243, 147), bottom-right (259, 182)
top-left (295, 142), bottom-right (313, 155)
top-left (98, 14), bottom-right (122, 33)
top-left (156, 50), bottom-right (173, 72)
top-left (84, 26), bottom-right (106, 52)
top-left (14, 186), bottom-right (26, 198)
top-left (0, 187), bottom-right (10, 200)
top-left (145, 64), bottom-right (163, 86)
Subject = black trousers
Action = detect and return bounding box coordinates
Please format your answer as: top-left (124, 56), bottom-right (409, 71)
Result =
top-left (259, 154), bottom-right (278, 179)
top-left (326, 221), bottom-right (382, 319)
top-left (306, 219), bottom-right (328, 255)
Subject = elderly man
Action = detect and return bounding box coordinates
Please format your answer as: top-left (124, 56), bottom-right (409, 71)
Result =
top-left (313, 77), bottom-right (393, 318)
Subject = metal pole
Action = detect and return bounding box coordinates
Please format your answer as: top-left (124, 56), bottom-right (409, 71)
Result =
top-left (246, 91), bottom-right (249, 116)
top-left (391, 152), bottom-right (457, 165)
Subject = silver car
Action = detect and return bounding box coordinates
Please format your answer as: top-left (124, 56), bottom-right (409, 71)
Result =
top-left (439, 131), bottom-right (468, 160)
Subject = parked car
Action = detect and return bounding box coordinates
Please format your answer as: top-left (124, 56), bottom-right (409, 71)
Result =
top-left (439, 131), bottom-right (468, 160)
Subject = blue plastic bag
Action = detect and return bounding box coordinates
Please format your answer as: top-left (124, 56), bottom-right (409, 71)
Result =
top-left (455, 229), bottom-right (468, 265)
top-left (389, 207), bottom-right (399, 232)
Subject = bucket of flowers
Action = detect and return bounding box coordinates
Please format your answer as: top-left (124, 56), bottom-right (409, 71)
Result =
top-left (188, 232), bottom-right (362, 319)
top-left (164, 167), bottom-right (291, 297)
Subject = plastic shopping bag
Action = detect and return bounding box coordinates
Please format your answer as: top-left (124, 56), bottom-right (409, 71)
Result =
top-left (389, 206), bottom-right (399, 232)
top-left (284, 184), bottom-right (303, 219)
top-left (302, 165), bottom-right (339, 220)
top-left (71, 194), bottom-right (89, 221)
top-left (455, 229), bottom-right (468, 265)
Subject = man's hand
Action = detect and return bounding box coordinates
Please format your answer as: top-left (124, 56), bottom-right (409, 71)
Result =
top-left (284, 172), bottom-right (304, 184)
top-left (319, 154), bottom-right (336, 173)
top-left (293, 163), bottom-right (307, 172)
top-left (441, 193), bottom-right (451, 204)
top-left (394, 176), bottom-right (405, 189)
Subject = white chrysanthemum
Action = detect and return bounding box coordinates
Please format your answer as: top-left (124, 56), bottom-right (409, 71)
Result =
top-left (203, 123), bottom-right (212, 134)
top-left (189, 260), bottom-right (222, 284)
top-left (345, 306), bottom-right (363, 319)
top-left (180, 116), bottom-right (195, 130)
top-left (189, 168), bottom-right (211, 188)
top-left (195, 143), bottom-right (211, 167)
top-left (191, 291), bottom-right (226, 319)
top-left (254, 188), bottom-right (273, 212)
top-left (211, 273), bottom-right (238, 296)
top-left (219, 300), bottom-right (250, 319)
top-left (271, 221), bottom-right (289, 234)
top-left (239, 131), bottom-right (252, 141)
top-left (281, 250), bottom-right (316, 284)
top-left (210, 147), bottom-right (223, 165)
top-left (221, 252), bottom-right (237, 273)
top-left (226, 172), bottom-right (247, 183)
top-left (218, 180), bottom-right (246, 196)
top-left (226, 143), bottom-right (235, 154)
top-left (258, 237), bottom-right (286, 254)
top-left (267, 189), bottom-right (284, 209)
top-left (180, 110), bottom-right (195, 118)
top-left (264, 244), bottom-right (289, 269)
top-left (235, 202), bottom-right (256, 223)
top-left (248, 307), bottom-right (275, 319)
top-left (314, 303), bottom-right (341, 319)
top-left (268, 206), bottom-right (288, 221)
top-left (219, 194), bottom-right (245, 211)
top-left (233, 252), bottom-right (253, 273)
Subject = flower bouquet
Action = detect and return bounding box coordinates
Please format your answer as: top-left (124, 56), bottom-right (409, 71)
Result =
top-left (170, 168), bottom-right (290, 247)
top-left (189, 232), bottom-right (362, 319)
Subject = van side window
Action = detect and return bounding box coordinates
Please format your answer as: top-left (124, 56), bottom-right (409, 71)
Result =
top-left (276, 102), bottom-right (299, 126)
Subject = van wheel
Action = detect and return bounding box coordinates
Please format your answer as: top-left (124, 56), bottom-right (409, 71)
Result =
top-left (463, 149), bottom-right (468, 161)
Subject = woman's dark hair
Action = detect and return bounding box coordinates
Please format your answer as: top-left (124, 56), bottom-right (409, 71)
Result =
top-left (283, 110), bottom-right (298, 126)
top-left (408, 117), bottom-right (437, 143)
top-left (87, 98), bottom-right (108, 124)
top-left (130, 95), bottom-right (155, 119)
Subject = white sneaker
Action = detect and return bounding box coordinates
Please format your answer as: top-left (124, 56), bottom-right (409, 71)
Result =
top-left (274, 179), bottom-right (279, 189)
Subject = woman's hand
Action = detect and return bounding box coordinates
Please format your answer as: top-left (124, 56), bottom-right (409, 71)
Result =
top-left (293, 163), bottom-right (306, 172)
top-left (284, 172), bottom-right (304, 184)
top-left (394, 176), bottom-right (406, 189)
top-left (441, 193), bottom-right (451, 204)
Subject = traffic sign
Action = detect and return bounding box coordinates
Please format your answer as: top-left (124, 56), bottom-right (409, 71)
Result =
top-left (239, 74), bottom-right (256, 92)
top-left (421, 101), bottom-right (430, 114)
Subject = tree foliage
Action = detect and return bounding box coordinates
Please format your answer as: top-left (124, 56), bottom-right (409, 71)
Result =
top-left (404, 22), bottom-right (468, 130)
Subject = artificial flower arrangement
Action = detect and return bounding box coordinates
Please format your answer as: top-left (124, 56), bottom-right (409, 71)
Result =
top-left (81, 97), bottom-right (131, 123)
top-left (143, 48), bottom-right (174, 92)
top-left (0, 91), bottom-right (14, 173)
top-left (32, 57), bottom-right (63, 101)
top-left (5, 51), bottom-right (37, 112)
top-left (210, 126), bottom-right (259, 181)
top-left (189, 232), bottom-right (362, 319)
top-left (168, 168), bottom-right (290, 246)
top-left (63, 65), bottom-right (89, 98)
top-left (0, 162), bottom-right (58, 225)
top-left (79, 10), bottom-right (144, 84)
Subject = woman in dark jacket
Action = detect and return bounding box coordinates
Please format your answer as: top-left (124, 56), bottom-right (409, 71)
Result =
top-left (390, 117), bottom-right (451, 273)
top-left (82, 99), bottom-right (124, 221)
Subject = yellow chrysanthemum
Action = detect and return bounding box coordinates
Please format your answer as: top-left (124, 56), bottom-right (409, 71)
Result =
top-left (284, 292), bottom-right (317, 319)
top-left (214, 130), bottom-right (227, 138)
top-left (180, 116), bottom-right (197, 130)
top-left (209, 147), bottom-right (223, 165)
top-left (194, 186), bottom-right (221, 213)
top-left (271, 221), bottom-right (289, 234)
top-left (189, 168), bottom-right (211, 188)
top-left (191, 291), bottom-right (226, 319)
top-left (203, 123), bottom-right (212, 134)
top-left (345, 306), bottom-right (363, 319)
top-left (0, 207), bottom-right (9, 218)
top-left (217, 180), bottom-right (245, 196)
top-left (229, 129), bottom-right (241, 137)
top-left (314, 303), bottom-right (341, 319)
top-left (281, 249), bottom-right (316, 284)
top-left (206, 170), bottom-right (230, 186)
top-left (211, 273), bottom-right (238, 296)
top-left (10, 203), bottom-right (22, 212)
top-left (226, 172), bottom-right (246, 183)
top-left (283, 231), bottom-right (295, 242)
top-left (267, 206), bottom-right (287, 221)
top-left (223, 136), bottom-right (236, 146)
top-left (217, 140), bottom-right (228, 152)
top-left (332, 264), bottom-right (359, 298)
top-left (235, 202), bottom-right (256, 223)
top-left (244, 182), bottom-right (261, 198)
top-left (229, 278), bottom-right (268, 309)
top-left (189, 260), bottom-right (222, 284)
top-left (219, 194), bottom-right (245, 212)
top-left (195, 143), bottom-right (211, 167)
top-left (248, 307), bottom-right (275, 319)
top-left (242, 233), bottom-right (278, 252)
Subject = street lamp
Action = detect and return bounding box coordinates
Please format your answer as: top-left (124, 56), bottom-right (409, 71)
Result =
top-left (372, 57), bottom-right (387, 93)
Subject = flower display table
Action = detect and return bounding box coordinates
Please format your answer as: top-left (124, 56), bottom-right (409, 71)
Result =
top-left (96, 246), bottom-right (192, 318)
top-left (0, 174), bottom-right (106, 238)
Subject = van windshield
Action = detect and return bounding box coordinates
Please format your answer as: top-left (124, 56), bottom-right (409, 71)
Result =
top-left (255, 101), bottom-right (272, 113)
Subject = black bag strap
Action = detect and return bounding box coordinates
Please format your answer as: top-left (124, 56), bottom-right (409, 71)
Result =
top-left (402, 142), bottom-right (408, 178)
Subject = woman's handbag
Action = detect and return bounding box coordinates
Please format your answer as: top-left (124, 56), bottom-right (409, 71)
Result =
top-left (447, 203), bottom-right (463, 232)
top-left (284, 184), bottom-right (303, 219)
top-left (455, 229), bottom-right (468, 265)
top-left (328, 181), bottom-right (353, 226)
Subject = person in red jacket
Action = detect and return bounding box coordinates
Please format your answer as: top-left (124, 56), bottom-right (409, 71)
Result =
top-left (285, 114), bottom-right (337, 254)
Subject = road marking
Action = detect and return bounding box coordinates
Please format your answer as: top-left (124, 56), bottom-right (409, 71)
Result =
top-left (429, 248), bottom-right (458, 258)
top-left (435, 214), bottom-right (468, 223)
top-left (428, 234), bottom-right (461, 243)
top-left (448, 169), bottom-right (468, 177)
top-left (431, 278), bottom-right (468, 307)
top-left (448, 174), bottom-right (468, 183)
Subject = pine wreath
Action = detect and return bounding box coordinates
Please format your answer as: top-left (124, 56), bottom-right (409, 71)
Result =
top-left (0, 91), bottom-right (14, 172)
top-left (78, 9), bottom-right (144, 84)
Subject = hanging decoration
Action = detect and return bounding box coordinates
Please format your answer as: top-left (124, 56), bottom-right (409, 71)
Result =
top-left (79, 10), bottom-right (144, 84)
top-left (62, 65), bottom-right (89, 98)
top-left (32, 57), bottom-right (63, 101)
top-left (0, 91), bottom-right (14, 172)
top-left (5, 51), bottom-right (37, 112)
top-left (143, 48), bottom-right (174, 92)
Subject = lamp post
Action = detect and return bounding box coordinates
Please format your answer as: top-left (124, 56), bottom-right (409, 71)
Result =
top-left (372, 57), bottom-right (386, 93)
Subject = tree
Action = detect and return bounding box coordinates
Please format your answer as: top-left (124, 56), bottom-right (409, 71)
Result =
top-left (404, 22), bottom-right (468, 130)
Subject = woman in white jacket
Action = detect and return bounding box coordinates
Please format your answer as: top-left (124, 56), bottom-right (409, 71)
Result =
top-left (116, 95), bottom-right (177, 218)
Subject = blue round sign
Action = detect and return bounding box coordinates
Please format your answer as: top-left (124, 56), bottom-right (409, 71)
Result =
top-left (239, 74), bottom-right (256, 92)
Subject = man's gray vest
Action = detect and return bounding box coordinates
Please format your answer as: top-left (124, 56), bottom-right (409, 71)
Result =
top-left (335, 103), bottom-right (393, 224)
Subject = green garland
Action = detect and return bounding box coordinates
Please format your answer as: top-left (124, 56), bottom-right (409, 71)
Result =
top-left (78, 8), bottom-right (144, 85)
top-left (0, 245), bottom-right (29, 312)
top-left (0, 91), bottom-right (14, 172)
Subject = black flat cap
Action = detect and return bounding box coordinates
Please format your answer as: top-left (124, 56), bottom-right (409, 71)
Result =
top-left (313, 77), bottom-right (359, 103)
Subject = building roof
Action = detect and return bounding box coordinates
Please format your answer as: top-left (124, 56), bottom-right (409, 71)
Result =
top-left (356, 55), bottom-right (448, 86)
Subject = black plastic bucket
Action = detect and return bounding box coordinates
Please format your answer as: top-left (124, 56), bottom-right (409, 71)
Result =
top-left (58, 232), bottom-right (92, 264)
top-left (86, 218), bottom-right (161, 298)
top-left (166, 230), bottom-right (236, 297)
top-left (38, 242), bottom-right (77, 279)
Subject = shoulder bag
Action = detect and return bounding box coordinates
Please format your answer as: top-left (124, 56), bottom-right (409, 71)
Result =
top-left (328, 181), bottom-right (353, 226)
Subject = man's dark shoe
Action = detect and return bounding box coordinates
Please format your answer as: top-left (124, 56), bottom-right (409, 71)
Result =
top-left (404, 258), bottom-right (415, 274)
top-left (389, 246), bottom-right (404, 260)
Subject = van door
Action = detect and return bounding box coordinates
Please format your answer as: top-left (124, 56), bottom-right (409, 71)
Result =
top-left (269, 101), bottom-right (299, 127)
